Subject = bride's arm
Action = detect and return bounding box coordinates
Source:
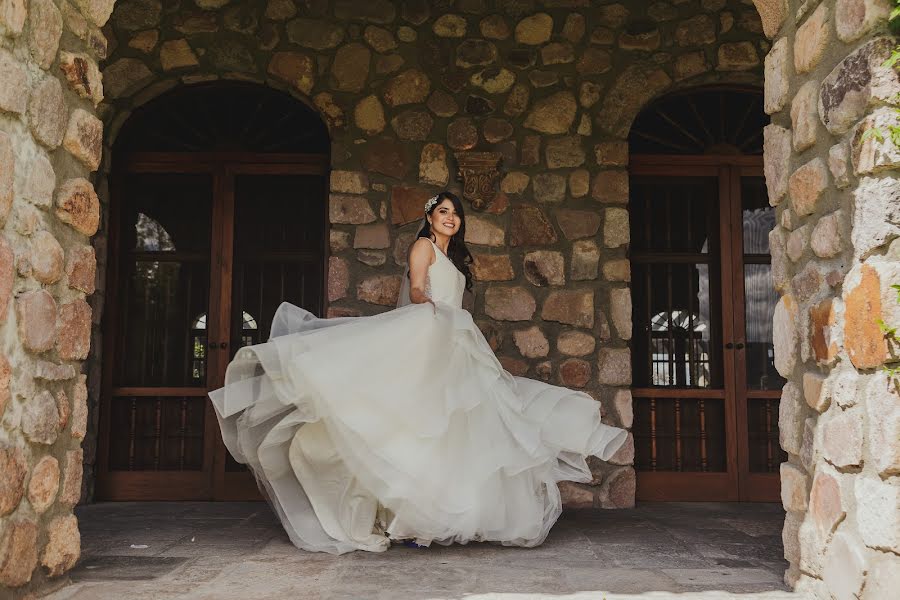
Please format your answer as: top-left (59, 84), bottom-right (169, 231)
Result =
top-left (407, 238), bottom-right (436, 308)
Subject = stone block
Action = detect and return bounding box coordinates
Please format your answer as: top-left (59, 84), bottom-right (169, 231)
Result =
top-left (59, 449), bottom-right (82, 506)
top-left (27, 456), bottom-right (59, 514)
top-left (792, 261), bottom-right (826, 304)
top-left (383, 68), bottom-right (430, 107)
top-left (354, 95), bottom-right (385, 134)
top-left (788, 158), bottom-right (828, 216)
top-left (23, 390), bottom-right (60, 445)
top-left (865, 372), bottom-right (900, 476)
top-left (313, 93), bottom-right (343, 129)
top-left (330, 194), bottom-right (375, 225)
top-left (447, 117), bottom-right (477, 150)
top-left (558, 481), bottom-right (593, 508)
top-left (603, 207), bottom-right (629, 248)
top-left (545, 136), bottom-right (585, 169)
top-left (28, 0), bottom-right (62, 70)
top-left (0, 519), bottom-right (37, 587)
top-left (16, 290), bottom-right (57, 352)
top-left (864, 551), bottom-right (900, 600)
top-left (794, 2), bottom-right (829, 74)
top-left (515, 13), bottom-right (552, 45)
top-left (803, 371), bottom-right (828, 412)
top-left (852, 107), bottom-right (900, 175)
top-left (844, 263), bottom-right (900, 369)
top-left (790, 81), bottom-right (819, 152)
top-left (0, 49), bottom-right (26, 116)
top-left (456, 39), bottom-right (498, 68)
top-left (28, 75), bottom-right (67, 149)
top-left (786, 223), bottom-right (810, 262)
top-left (484, 286), bottom-right (536, 321)
top-left (854, 475), bottom-right (900, 554)
top-left (809, 462), bottom-right (846, 536)
top-left (780, 462), bottom-right (808, 512)
top-left (327, 256), bottom-right (348, 302)
top-left (41, 514), bottom-right (80, 577)
top-left (72, 376), bottom-right (88, 441)
top-left (22, 152), bottom-right (54, 209)
top-left (557, 330), bottom-right (595, 357)
top-left (852, 176), bottom-right (900, 261)
top-left (591, 171), bottom-right (628, 204)
top-left (810, 297), bottom-right (841, 365)
top-left (391, 109), bottom-right (433, 141)
top-left (823, 530), bottom-right (868, 600)
top-left (510, 207), bottom-right (557, 247)
top-left (556, 209), bottom-right (600, 240)
top-left (717, 41), bottom-right (759, 71)
top-left (465, 215), bottom-right (505, 247)
top-left (542, 290), bottom-right (593, 328)
top-left (483, 117), bottom-right (513, 143)
top-left (0, 445), bottom-right (25, 516)
top-left (675, 15), bottom-right (715, 46)
top-left (523, 251), bottom-right (564, 286)
top-left (602, 467), bottom-right (636, 509)
top-left (822, 407), bottom-right (864, 467)
top-left (820, 38), bottom-right (896, 135)
top-left (763, 124), bottom-right (791, 205)
top-left (471, 254), bottom-right (513, 282)
top-left (597, 348), bottom-right (631, 386)
top-left (613, 389), bottom-right (633, 428)
top-left (57, 300), bottom-right (92, 360)
top-left (811, 211), bottom-right (843, 258)
top-left (674, 50), bottom-right (709, 81)
top-left (773, 295), bottom-right (799, 377)
top-left (418, 144), bottom-right (448, 187)
top-left (828, 142), bottom-right (850, 188)
top-left (66, 245), bottom-right (96, 294)
top-left (56, 178), bottom-right (100, 236)
top-left (571, 240), bottom-right (600, 281)
top-left (532, 173), bottom-right (566, 203)
top-left (609, 288), bottom-right (631, 341)
top-left (836, 0), bottom-right (891, 43)
top-left (779, 381), bottom-right (805, 455)
top-left (73, 0), bottom-right (116, 27)
top-left (30, 230), bottom-right (64, 285)
top-left (608, 431), bottom-right (634, 465)
top-left (331, 43), bottom-right (370, 93)
top-left (500, 172), bottom-right (529, 195)
top-left (603, 259), bottom-right (631, 282)
top-left (353, 224), bottom-right (390, 250)
top-left (764, 37), bottom-right (789, 114)
top-left (524, 91), bottom-right (577, 134)
top-left (513, 326), bottom-right (549, 358)
top-left (0, 237), bottom-right (11, 324)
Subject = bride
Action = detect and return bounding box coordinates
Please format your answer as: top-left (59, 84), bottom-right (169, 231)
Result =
top-left (209, 191), bottom-right (627, 554)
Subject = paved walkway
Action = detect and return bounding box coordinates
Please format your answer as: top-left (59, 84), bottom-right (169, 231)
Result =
top-left (47, 502), bottom-right (803, 600)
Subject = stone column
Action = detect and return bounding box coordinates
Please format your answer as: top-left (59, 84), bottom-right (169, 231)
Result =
top-left (758, 0), bottom-right (900, 596)
top-left (0, 0), bottom-right (111, 592)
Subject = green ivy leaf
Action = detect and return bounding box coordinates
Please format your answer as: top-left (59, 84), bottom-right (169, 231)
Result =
top-left (861, 126), bottom-right (886, 144)
top-left (878, 318), bottom-right (898, 337)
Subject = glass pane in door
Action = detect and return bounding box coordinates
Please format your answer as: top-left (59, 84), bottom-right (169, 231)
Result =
top-left (631, 177), bottom-right (727, 473)
top-left (226, 174), bottom-right (326, 471)
top-left (741, 176), bottom-right (788, 473)
top-left (111, 174), bottom-right (213, 472)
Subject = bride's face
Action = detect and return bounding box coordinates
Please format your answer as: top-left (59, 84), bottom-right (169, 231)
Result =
top-left (428, 199), bottom-right (461, 237)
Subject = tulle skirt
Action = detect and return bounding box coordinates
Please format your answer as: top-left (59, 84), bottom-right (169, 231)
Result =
top-left (209, 301), bottom-right (627, 554)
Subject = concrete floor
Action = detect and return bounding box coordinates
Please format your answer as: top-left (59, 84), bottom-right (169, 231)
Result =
top-left (46, 502), bottom-right (804, 600)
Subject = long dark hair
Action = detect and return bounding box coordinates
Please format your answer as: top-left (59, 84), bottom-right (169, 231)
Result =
top-left (417, 192), bottom-right (474, 290)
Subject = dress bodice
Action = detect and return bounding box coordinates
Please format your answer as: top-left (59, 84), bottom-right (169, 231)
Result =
top-left (427, 240), bottom-right (465, 308)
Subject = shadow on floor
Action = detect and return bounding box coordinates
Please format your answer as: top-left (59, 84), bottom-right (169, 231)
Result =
top-left (47, 502), bottom-right (798, 600)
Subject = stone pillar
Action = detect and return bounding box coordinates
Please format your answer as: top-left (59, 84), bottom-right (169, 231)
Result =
top-left (760, 0), bottom-right (900, 596)
top-left (0, 0), bottom-right (110, 593)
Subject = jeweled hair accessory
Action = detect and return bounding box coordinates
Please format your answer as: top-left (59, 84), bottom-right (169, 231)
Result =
top-left (424, 194), bottom-right (440, 213)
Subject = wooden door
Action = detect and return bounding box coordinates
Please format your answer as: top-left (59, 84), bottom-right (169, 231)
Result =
top-left (629, 157), bottom-right (785, 502)
top-left (97, 154), bottom-right (328, 501)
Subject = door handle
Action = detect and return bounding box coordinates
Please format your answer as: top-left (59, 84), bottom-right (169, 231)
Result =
top-left (725, 342), bottom-right (734, 349)
top-left (219, 342), bottom-right (228, 349)
top-left (735, 342), bottom-right (744, 350)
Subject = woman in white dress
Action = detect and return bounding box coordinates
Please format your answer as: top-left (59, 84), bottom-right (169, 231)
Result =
top-left (209, 192), bottom-right (627, 554)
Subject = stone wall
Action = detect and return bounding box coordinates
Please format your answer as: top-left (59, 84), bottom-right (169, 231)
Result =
top-left (93, 0), bottom-right (766, 510)
top-left (760, 0), bottom-right (900, 597)
top-left (0, 0), bottom-right (110, 593)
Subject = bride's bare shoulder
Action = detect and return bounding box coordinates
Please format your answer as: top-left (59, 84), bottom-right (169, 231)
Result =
top-left (409, 237), bottom-right (436, 264)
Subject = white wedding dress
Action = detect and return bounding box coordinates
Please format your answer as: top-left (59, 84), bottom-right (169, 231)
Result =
top-left (209, 239), bottom-right (627, 554)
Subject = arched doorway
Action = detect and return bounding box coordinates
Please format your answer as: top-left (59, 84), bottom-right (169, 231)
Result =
top-left (97, 83), bottom-right (330, 500)
top-left (628, 87), bottom-right (785, 502)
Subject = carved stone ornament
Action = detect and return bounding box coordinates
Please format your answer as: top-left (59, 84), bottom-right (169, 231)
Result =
top-left (454, 151), bottom-right (502, 211)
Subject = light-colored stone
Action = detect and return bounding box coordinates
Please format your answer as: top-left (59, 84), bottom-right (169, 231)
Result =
top-left (609, 288), bottom-right (632, 341)
top-left (479, 14), bottom-right (509, 40)
top-left (820, 40), bottom-right (897, 128)
top-left (465, 216), bottom-right (505, 247)
top-left (844, 263), bottom-right (900, 369)
top-left (763, 124), bottom-right (791, 205)
top-left (66, 245), bottom-right (96, 294)
top-left (16, 289), bottom-right (57, 352)
top-left (59, 449), bottom-right (82, 506)
top-left (432, 14), bottom-right (466, 37)
top-left (811, 211), bottom-right (843, 258)
top-left (852, 176), bottom-right (900, 261)
top-left (823, 530), bottom-right (869, 600)
top-left (788, 158), bottom-right (828, 216)
top-left (41, 514), bottom-right (80, 578)
top-left (30, 230), bottom-right (64, 285)
top-left (28, 75), bottom-right (67, 149)
top-left (856, 474), bottom-right (900, 553)
top-left (328, 256), bottom-right (348, 302)
top-left (570, 240), bottom-right (600, 281)
top-left (354, 95), bottom-right (385, 135)
top-left (330, 171), bottom-right (368, 195)
top-left (810, 462), bottom-right (846, 536)
top-left (23, 390), bottom-right (60, 445)
top-left (542, 290), bottom-right (593, 328)
top-left (0, 133), bottom-right (10, 225)
top-left (59, 52), bottom-right (103, 106)
top-left (71, 376), bottom-right (87, 441)
top-left (836, 0), bottom-right (891, 43)
top-left (803, 371), bottom-right (828, 412)
top-left (0, 49), bottom-right (26, 115)
top-left (63, 109), bottom-right (103, 171)
top-left (483, 286), bottom-right (536, 321)
top-left (363, 25), bottom-right (396, 52)
top-left (0, 519), bottom-right (37, 587)
top-left (418, 144), bottom-right (448, 187)
top-left (852, 107), bottom-right (900, 176)
top-left (790, 81), bottom-right (819, 152)
top-left (603, 207), bottom-right (629, 249)
top-left (779, 381), bottom-right (804, 455)
top-left (557, 330), bottom-right (595, 357)
top-left (866, 372), bottom-right (900, 476)
top-left (794, 2), bottom-right (829, 74)
top-left (822, 407), bottom-right (864, 467)
top-left (513, 326), bottom-right (549, 358)
top-left (764, 37), bottom-right (789, 114)
top-left (545, 136), bottom-right (585, 169)
top-left (27, 456), bottom-right (59, 514)
top-left (471, 254), bottom-right (513, 282)
top-left (754, 0), bottom-right (787, 38)
top-left (0, 237), bottom-right (12, 323)
top-left (470, 68), bottom-right (515, 95)
top-left (780, 462), bottom-right (808, 512)
top-left (0, 445), bottom-right (25, 516)
top-left (28, 0), bottom-right (63, 69)
top-left (524, 251), bottom-right (564, 287)
top-left (597, 348), bottom-right (631, 386)
top-left (353, 224), bottom-right (390, 250)
top-left (569, 170), bottom-right (589, 199)
top-left (515, 13), bottom-right (552, 45)
top-left (524, 92), bottom-right (577, 135)
top-left (313, 93), bottom-right (343, 129)
top-left (591, 171), bottom-right (628, 204)
top-left (603, 259), bottom-right (631, 282)
top-left (786, 224), bottom-right (810, 262)
top-left (330, 194), bottom-right (375, 225)
top-left (57, 299), bottom-right (91, 360)
top-left (160, 38), bottom-right (198, 71)
top-left (56, 178), bottom-right (100, 236)
top-left (500, 172), bottom-right (529, 195)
